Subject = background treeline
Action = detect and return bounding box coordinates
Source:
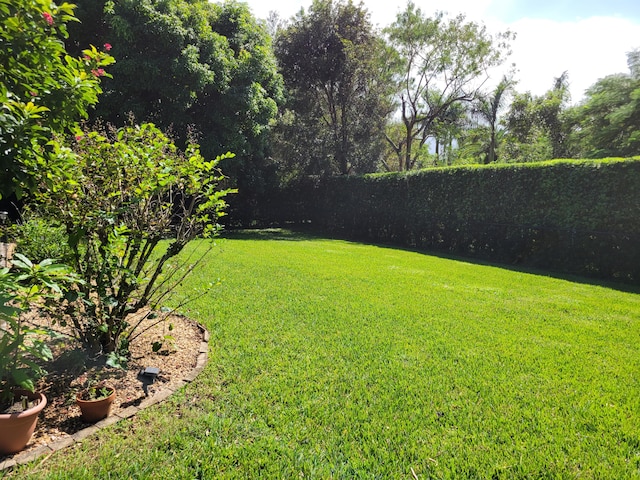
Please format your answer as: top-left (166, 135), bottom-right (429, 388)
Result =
top-left (56, 0), bottom-right (639, 282)
top-left (65, 0), bottom-right (640, 185)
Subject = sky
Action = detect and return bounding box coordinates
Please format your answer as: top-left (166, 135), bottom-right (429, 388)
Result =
top-left (240, 0), bottom-right (640, 103)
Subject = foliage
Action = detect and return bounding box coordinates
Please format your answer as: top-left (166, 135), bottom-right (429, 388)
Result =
top-left (570, 49), bottom-right (640, 158)
top-left (11, 232), bottom-right (640, 477)
top-left (36, 123), bottom-right (234, 354)
top-left (0, 0), bottom-right (114, 199)
top-left (273, 0), bottom-right (395, 177)
top-left (382, 121), bottom-right (432, 170)
top-left (68, 0), bottom-right (283, 193)
top-left (264, 158), bottom-right (640, 283)
top-left (426, 100), bottom-right (468, 166)
top-left (502, 73), bottom-right (575, 163)
top-left (384, 2), bottom-right (513, 170)
top-left (0, 254), bottom-right (77, 409)
top-left (460, 75), bottom-right (514, 164)
top-left (78, 383), bottom-right (113, 401)
top-left (536, 72), bottom-right (574, 158)
top-left (501, 91), bottom-right (552, 162)
top-left (7, 210), bottom-right (71, 264)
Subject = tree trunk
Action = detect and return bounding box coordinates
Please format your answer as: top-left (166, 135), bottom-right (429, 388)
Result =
top-left (487, 125), bottom-right (496, 164)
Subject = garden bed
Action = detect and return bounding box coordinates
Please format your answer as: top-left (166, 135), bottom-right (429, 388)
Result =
top-left (0, 310), bottom-right (203, 463)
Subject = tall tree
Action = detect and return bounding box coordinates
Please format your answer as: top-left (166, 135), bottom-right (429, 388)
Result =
top-left (67, 0), bottom-right (283, 191)
top-left (474, 76), bottom-right (513, 163)
top-left (570, 50), bottom-right (640, 158)
top-left (429, 101), bottom-right (467, 166)
top-left (384, 2), bottom-right (513, 171)
top-left (501, 91), bottom-right (552, 163)
top-left (628, 48), bottom-right (640, 79)
top-left (457, 75), bottom-right (513, 164)
top-left (501, 73), bottom-right (575, 163)
top-left (537, 71), bottom-right (573, 159)
top-left (265, 10), bottom-right (287, 39)
top-left (274, 0), bottom-right (395, 177)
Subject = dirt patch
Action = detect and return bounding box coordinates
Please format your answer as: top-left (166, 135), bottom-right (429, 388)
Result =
top-left (0, 310), bottom-right (204, 462)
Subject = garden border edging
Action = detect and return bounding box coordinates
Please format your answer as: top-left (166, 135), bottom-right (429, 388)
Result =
top-left (0, 324), bottom-right (210, 471)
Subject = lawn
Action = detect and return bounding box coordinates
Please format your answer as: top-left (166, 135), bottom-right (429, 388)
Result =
top-left (9, 229), bottom-right (640, 479)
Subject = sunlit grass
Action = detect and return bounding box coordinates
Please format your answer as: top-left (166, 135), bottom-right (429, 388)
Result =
top-left (11, 229), bottom-right (640, 479)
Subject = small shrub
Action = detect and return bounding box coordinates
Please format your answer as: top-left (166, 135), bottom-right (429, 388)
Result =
top-left (37, 122), bottom-right (234, 355)
top-left (0, 254), bottom-right (77, 409)
top-left (9, 212), bottom-right (71, 264)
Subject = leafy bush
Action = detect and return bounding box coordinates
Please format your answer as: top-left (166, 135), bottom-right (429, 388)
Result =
top-left (37, 123), bottom-right (234, 355)
top-left (0, 0), bottom-right (114, 199)
top-left (0, 254), bottom-right (77, 408)
top-left (8, 212), bottom-right (71, 264)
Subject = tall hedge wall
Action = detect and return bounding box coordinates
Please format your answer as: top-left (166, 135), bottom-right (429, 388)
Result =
top-left (231, 158), bottom-right (640, 283)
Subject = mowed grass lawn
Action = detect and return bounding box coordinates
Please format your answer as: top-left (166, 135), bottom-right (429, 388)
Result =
top-left (11, 229), bottom-right (640, 479)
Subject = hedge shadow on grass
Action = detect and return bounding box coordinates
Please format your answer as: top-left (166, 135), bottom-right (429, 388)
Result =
top-left (231, 226), bottom-right (640, 295)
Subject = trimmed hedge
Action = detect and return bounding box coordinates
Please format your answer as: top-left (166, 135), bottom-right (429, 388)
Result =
top-left (230, 158), bottom-right (640, 283)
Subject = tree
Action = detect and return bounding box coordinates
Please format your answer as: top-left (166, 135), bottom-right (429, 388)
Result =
top-left (68, 0), bottom-right (217, 133)
top-left (501, 91), bottom-right (551, 163)
top-left (67, 0), bottom-right (283, 191)
top-left (0, 0), bottom-right (113, 199)
top-left (537, 71), bottom-right (573, 158)
top-left (429, 100), bottom-right (467, 166)
top-left (471, 76), bottom-right (513, 163)
top-left (265, 10), bottom-right (287, 38)
top-left (274, 0), bottom-right (395, 177)
top-left (629, 48), bottom-right (640, 79)
top-left (384, 2), bottom-right (513, 171)
top-left (501, 73), bottom-right (575, 163)
top-left (570, 50), bottom-right (640, 158)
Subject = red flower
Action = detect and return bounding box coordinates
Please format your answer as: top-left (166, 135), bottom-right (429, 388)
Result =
top-left (104, 43), bottom-right (112, 51)
top-left (75, 135), bottom-right (83, 142)
top-left (42, 12), bottom-right (53, 25)
top-left (91, 68), bottom-right (106, 77)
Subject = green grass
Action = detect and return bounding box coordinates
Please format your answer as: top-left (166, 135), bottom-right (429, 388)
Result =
top-left (9, 229), bottom-right (640, 479)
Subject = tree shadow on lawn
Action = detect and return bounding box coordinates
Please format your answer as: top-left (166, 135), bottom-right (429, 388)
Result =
top-left (222, 226), bottom-right (640, 295)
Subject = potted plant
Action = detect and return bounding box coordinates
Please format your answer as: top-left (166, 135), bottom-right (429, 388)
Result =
top-left (0, 390), bottom-right (47, 455)
top-left (0, 254), bottom-right (77, 454)
top-left (75, 382), bottom-right (116, 422)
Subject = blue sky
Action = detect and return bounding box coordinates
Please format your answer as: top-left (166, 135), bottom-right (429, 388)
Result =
top-left (488, 0), bottom-right (640, 22)
top-left (240, 0), bottom-right (640, 103)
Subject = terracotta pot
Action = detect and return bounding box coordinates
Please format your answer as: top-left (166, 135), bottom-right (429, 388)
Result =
top-left (0, 390), bottom-right (47, 455)
top-left (76, 386), bottom-right (116, 423)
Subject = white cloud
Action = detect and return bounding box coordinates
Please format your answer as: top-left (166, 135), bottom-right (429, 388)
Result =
top-left (361, 0), bottom-right (495, 29)
top-left (504, 16), bottom-right (640, 101)
top-left (246, 0), bottom-right (306, 21)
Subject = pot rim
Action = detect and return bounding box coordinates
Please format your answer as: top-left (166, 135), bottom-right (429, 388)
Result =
top-left (75, 385), bottom-right (116, 403)
top-left (0, 390), bottom-right (47, 419)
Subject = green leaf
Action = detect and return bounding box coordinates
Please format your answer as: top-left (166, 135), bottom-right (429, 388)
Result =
top-left (11, 370), bottom-right (34, 392)
top-left (106, 351), bottom-right (128, 369)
